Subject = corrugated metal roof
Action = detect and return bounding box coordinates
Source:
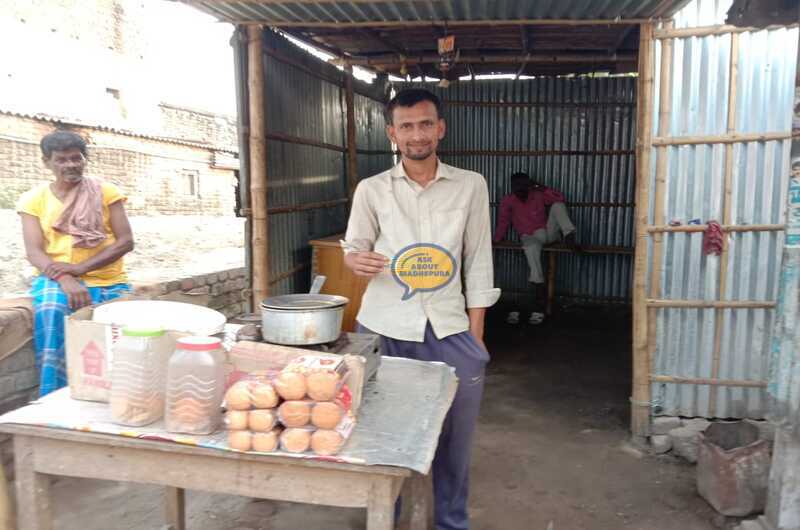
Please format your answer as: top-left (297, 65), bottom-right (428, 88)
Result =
top-left (184, 0), bottom-right (692, 25)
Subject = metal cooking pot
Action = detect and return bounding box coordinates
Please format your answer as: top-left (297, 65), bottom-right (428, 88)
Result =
top-left (260, 276), bottom-right (349, 345)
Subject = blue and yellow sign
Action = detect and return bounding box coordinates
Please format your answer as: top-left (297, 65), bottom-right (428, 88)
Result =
top-left (391, 243), bottom-right (457, 301)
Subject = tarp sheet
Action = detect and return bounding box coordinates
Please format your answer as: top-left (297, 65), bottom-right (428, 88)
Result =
top-left (0, 356), bottom-right (457, 474)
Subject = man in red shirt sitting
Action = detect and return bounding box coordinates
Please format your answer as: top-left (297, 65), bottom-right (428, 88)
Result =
top-left (493, 172), bottom-right (577, 325)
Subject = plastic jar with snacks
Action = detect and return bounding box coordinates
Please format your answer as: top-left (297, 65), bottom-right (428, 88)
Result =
top-left (164, 336), bottom-right (227, 434)
top-left (110, 328), bottom-right (172, 427)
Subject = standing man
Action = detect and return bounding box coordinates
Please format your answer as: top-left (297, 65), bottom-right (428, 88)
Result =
top-left (17, 130), bottom-right (134, 396)
top-left (342, 88), bottom-right (499, 530)
top-left (493, 172), bottom-right (577, 325)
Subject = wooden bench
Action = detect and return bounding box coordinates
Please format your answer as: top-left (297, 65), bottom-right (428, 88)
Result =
top-left (492, 242), bottom-right (634, 314)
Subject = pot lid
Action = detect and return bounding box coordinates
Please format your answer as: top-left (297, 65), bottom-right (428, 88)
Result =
top-left (261, 293), bottom-right (349, 310)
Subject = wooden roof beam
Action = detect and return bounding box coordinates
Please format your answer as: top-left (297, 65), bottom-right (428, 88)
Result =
top-left (336, 51), bottom-right (638, 67)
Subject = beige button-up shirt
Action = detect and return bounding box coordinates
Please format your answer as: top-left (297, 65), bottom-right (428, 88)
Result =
top-left (342, 160), bottom-right (501, 342)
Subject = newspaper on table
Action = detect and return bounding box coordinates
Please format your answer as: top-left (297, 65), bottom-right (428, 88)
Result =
top-left (0, 356), bottom-right (457, 474)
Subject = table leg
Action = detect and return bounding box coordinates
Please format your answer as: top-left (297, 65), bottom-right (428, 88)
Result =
top-left (399, 472), bottom-right (432, 530)
top-left (164, 486), bottom-right (185, 530)
top-left (546, 252), bottom-right (557, 315)
top-left (13, 435), bottom-right (52, 530)
top-left (366, 477), bottom-right (395, 530)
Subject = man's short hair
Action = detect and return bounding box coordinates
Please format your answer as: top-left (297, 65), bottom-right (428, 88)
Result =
top-left (40, 130), bottom-right (88, 159)
top-left (510, 172), bottom-right (530, 182)
top-left (384, 89), bottom-right (443, 125)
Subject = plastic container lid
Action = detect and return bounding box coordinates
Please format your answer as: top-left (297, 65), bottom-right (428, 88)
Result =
top-left (176, 336), bottom-right (222, 351)
top-left (122, 327), bottom-right (165, 337)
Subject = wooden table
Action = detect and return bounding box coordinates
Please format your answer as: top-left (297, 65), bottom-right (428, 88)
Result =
top-left (1, 423), bottom-right (430, 530)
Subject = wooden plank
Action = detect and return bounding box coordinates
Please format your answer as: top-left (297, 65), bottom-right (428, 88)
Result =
top-left (651, 375), bottom-right (768, 388)
top-left (366, 477), bottom-right (397, 530)
top-left (710, 32), bottom-right (740, 417)
top-left (345, 65), bottom-right (359, 201)
top-left (646, 299), bottom-right (776, 309)
top-left (631, 21), bottom-right (656, 441)
top-left (652, 131), bottom-right (793, 146)
top-left (248, 24), bottom-right (270, 305)
top-left (164, 487), bottom-right (186, 530)
top-left (648, 223), bottom-right (785, 233)
top-left (0, 425), bottom-right (409, 478)
top-left (27, 435), bottom-right (383, 508)
top-left (13, 435), bottom-right (52, 530)
top-left (260, 19), bottom-right (653, 29)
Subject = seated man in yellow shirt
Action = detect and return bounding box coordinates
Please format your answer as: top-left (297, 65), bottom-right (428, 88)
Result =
top-left (16, 130), bottom-right (134, 396)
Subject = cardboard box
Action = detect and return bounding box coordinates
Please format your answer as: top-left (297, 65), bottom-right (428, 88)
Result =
top-left (65, 301), bottom-right (184, 403)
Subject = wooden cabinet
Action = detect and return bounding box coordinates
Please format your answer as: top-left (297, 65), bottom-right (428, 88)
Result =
top-left (310, 234), bottom-right (368, 332)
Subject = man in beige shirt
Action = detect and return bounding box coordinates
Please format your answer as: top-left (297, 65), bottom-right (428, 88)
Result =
top-left (342, 88), bottom-right (500, 530)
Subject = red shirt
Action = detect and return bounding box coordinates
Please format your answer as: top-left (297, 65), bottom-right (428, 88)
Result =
top-left (493, 187), bottom-right (565, 241)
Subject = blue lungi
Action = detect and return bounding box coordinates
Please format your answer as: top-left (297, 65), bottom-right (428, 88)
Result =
top-left (31, 276), bottom-right (131, 397)
top-left (359, 322), bottom-right (489, 530)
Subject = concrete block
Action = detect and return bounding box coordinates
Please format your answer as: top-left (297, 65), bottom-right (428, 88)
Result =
top-left (652, 416), bottom-right (682, 435)
top-left (744, 419), bottom-right (775, 443)
top-left (0, 347), bottom-right (36, 373)
top-left (204, 273), bottom-right (219, 285)
top-left (13, 368), bottom-right (38, 391)
top-left (651, 434), bottom-right (672, 454)
top-left (682, 418), bottom-right (711, 432)
top-left (218, 271), bottom-right (229, 281)
top-left (670, 426), bottom-right (703, 463)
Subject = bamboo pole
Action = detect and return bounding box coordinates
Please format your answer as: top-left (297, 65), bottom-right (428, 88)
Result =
top-left (631, 22), bottom-right (657, 441)
top-left (269, 261), bottom-right (311, 286)
top-left (710, 32), bottom-right (740, 417)
top-left (258, 18), bottom-right (654, 29)
top-left (248, 25), bottom-right (269, 306)
top-left (648, 223), bottom-right (785, 233)
top-left (438, 148), bottom-right (635, 156)
top-left (650, 375), bottom-right (768, 388)
top-left (268, 198), bottom-right (349, 215)
top-left (446, 100), bottom-right (636, 109)
top-left (652, 131), bottom-right (793, 146)
top-left (646, 299), bottom-right (776, 309)
top-left (654, 23), bottom-right (799, 40)
top-left (337, 52), bottom-right (638, 68)
top-left (642, 19), bottom-right (673, 437)
top-left (267, 132), bottom-right (346, 153)
top-left (344, 65), bottom-right (359, 201)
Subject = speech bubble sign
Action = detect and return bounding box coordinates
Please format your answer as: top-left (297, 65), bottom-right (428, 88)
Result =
top-left (390, 243), bottom-right (458, 301)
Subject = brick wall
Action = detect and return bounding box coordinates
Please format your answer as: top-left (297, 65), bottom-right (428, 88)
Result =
top-left (159, 104), bottom-right (238, 153)
top-left (0, 113), bottom-right (238, 215)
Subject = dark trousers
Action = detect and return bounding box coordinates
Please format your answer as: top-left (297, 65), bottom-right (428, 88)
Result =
top-left (359, 322), bottom-right (488, 530)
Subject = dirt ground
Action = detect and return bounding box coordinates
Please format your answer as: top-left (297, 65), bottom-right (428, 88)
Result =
top-left (0, 209), bottom-right (245, 297)
top-left (34, 306), bottom-right (721, 530)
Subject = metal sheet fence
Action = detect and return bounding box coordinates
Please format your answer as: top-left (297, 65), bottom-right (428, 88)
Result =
top-left (261, 32), bottom-right (390, 295)
top-left (649, 0), bottom-right (798, 418)
top-left (400, 78), bottom-right (637, 304)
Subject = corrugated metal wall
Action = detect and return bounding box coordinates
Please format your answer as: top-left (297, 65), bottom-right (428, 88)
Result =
top-left (400, 78), bottom-right (637, 304)
top-left (259, 32), bottom-right (390, 295)
top-left (649, 0), bottom-right (799, 418)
